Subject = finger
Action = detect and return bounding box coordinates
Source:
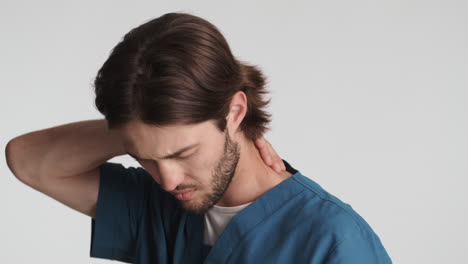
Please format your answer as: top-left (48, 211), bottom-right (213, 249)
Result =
top-left (264, 140), bottom-right (284, 170)
top-left (258, 143), bottom-right (273, 166)
top-left (256, 136), bottom-right (273, 166)
top-left (273, 163), bottom-right (281, 173)
top-left (270, 149), bottom-right (285, 172)
top-left (254, 136), bottom-right (266, 150)
top-left (269, 145), bottom-right (286, 171)
top-left (263, 151), bottom-right (273, 166)
top-left (262, 138), bottom-right (286, 172)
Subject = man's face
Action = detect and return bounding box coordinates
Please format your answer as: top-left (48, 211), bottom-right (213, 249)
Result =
top-left (118, 119), bottom-right (240, 214)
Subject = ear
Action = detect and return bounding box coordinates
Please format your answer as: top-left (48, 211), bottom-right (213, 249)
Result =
top-left (226, 91), bottom-right (248, 138)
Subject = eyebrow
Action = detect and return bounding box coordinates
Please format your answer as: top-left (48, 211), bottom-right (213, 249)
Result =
top-left (127, 143), bottom-right (199, 161)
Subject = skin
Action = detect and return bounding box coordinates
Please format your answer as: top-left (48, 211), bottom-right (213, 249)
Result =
top-left (118, 91), bottom-right (293, 214)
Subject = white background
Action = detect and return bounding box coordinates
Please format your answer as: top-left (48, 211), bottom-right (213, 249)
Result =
top-left (1, 0), bottom-right (467, 263)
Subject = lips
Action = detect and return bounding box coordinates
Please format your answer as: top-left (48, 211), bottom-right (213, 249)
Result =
top-left (173, 189), bottom-right (196, 200)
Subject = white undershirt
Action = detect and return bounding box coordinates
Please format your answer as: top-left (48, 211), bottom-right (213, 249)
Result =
top-left (203, 202), bottom-right (253, 246)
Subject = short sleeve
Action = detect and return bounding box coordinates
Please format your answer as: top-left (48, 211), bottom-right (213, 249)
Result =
top-left (324, 232), bottom-right (393, 264)
top-left (90, 161), bottom-right (153, 263)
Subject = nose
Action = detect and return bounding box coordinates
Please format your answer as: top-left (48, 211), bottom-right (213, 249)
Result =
top-left (156, 161), bottom-right (185, 192)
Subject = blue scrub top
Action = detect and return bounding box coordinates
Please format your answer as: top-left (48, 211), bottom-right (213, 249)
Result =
top-left (90, 159), bottom-right (392, 263)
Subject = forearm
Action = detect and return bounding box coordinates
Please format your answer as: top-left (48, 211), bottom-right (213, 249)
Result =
top-left (6, 119), bottom-right (125, 182)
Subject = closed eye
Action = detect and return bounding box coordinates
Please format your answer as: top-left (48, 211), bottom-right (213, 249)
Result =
top-left (175, 154), bottom-right (192, 160)
top-left (128, 151), bottom-right (195, 162)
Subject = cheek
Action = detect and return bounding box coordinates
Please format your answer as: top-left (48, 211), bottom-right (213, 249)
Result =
top-left (138, 153), bottom-right (217, 184)
top-left (183, 152), bottom-right (212, 170)
top-left (183, 156), bottom-right (215, 182)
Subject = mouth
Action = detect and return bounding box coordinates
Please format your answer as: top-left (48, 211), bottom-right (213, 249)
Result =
top-left (172, 189), bottom-right (197, 200)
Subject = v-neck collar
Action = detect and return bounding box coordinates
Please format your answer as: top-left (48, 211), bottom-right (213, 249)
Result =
top-left (178, 159), bottom-right (304, 263)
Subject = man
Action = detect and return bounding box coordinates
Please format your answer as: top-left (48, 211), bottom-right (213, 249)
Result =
top-left (6, 12), bottom-right (392, 263)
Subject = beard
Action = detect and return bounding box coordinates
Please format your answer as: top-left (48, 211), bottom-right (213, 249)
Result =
top-left (177, 128), bottom-right (240, 214)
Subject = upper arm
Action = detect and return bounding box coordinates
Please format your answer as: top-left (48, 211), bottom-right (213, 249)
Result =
top-left (6, 137), bottom-right (101, 218)
top-left (17, 165), bottom-right (101, 218)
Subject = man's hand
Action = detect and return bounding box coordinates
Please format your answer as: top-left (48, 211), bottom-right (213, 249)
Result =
top-left (254, 136), bottom-right (286, 173)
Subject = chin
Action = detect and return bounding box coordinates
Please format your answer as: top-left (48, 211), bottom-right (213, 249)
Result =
top-left (178, 192), bottom-right (218, 215)
top-left (180, 202), bottom-right (210, 215)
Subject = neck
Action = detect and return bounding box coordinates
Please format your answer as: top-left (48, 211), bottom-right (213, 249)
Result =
top-left (215, 138), bottom-right (291, 207)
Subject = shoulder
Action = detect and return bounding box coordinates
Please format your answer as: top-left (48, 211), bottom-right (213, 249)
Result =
top-left (288, 173), bottom-right (392, 262)
top-left (291, 173), bottom-right (381, 240)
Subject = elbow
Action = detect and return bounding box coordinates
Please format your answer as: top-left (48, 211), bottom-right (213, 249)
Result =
top-left (5, 138), bottom-right (16, 174)
top-left (5, 138), bottom-right (30, 184)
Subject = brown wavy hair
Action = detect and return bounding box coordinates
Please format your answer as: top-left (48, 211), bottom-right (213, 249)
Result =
top-left (93, 12), bottom-right (272, 142)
